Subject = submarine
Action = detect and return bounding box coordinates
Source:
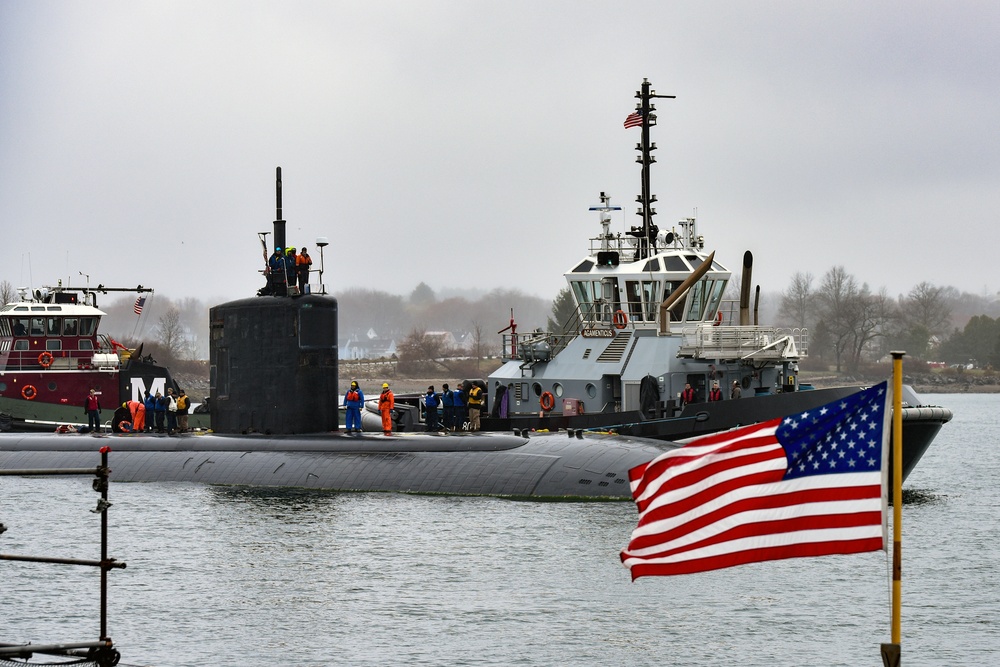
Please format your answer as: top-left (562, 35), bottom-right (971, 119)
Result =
top-left (0, 166), bottom-right (678, 500)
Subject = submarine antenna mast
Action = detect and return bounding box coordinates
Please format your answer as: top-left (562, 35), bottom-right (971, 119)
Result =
top-left (632, 79), bottom-right (674, 260)
top-left (273, 167), bottom-right (286, 254)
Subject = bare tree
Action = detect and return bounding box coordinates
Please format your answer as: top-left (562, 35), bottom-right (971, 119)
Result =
top-left (814, 266), bottom-right (859, 371)
top-left (469, 319), bottom-right (485, 373)
top-left (0, 280), bottom-right (15, 305)
top-left (899, 282), bottom-right (953, 348)
top-left (397, 328), bottom-right (454, 374)
top-left (155, 308), bottom-right (186, 363)
top-left (778, 272), bottom-right (814, 330)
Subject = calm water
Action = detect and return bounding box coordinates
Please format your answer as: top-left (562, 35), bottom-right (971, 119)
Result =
top-left (1, 393), bottom-right (996, 666)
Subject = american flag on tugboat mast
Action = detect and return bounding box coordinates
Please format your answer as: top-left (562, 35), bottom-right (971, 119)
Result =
top-left (133, 296), bottom-right (146, 316)
top-left (623, 111), bottom-right (643, 129)
top-left (621, 382), bottom-right (890, 579)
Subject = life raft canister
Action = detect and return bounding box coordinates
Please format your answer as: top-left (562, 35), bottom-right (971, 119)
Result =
top-left (613, 309), bottom-right (628, 330)
top-left (540, 391), bottom-right (555, 412)
top-left (38, 351), bottom-right (54, 368)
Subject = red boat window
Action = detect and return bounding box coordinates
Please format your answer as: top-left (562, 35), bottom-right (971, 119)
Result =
top-left (80, 318), bottom-right (97, 336)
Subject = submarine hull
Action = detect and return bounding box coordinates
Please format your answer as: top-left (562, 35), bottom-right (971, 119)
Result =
top-left (0, 431), bottom-right (674, 500)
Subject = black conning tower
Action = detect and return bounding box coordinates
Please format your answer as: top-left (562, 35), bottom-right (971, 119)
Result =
top-left (209, 168), bottom-right (339, 435)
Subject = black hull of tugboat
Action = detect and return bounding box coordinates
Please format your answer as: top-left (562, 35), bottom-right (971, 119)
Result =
top-left (482, 385), bottom-right (952, 484)
top-left (0, 431), bottom-right (673, 500)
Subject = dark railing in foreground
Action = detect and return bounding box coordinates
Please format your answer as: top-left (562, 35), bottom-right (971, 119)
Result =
top-left (0, 447), bottom-right (125, 667)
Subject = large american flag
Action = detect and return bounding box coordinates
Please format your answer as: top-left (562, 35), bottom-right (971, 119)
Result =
top-left (623, 111), bottom-right (643, 129)
top-left (133, 296), bottom-right (146, 316)
top-left (621, 382), bottom-right (889, 579)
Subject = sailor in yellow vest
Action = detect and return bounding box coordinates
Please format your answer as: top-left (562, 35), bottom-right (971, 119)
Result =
top-left (467, 383), bottom-right (484, 431)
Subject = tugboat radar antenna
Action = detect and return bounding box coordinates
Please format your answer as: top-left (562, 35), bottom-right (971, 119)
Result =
top-left (589, 191), bottom-right (622, 253)
top-left (628, 78), bottom-right (675, 260)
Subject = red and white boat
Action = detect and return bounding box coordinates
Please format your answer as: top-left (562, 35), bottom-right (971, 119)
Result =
top-left (0, 282), bottom-right (203, 431)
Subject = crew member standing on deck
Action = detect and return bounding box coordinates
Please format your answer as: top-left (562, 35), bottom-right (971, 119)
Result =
top-left (84, 388), bottom-right (102, 433)
top-left (731, 380), bottom-right (743, 400)
top-left (344, 381), bottom-right (364, 433)
top-left (143, 390), bottom-right (156, 432)
top-left (378, 383), bottom-right (395, 436)
top-left (285, 247), bottom-right (298, 291)
top-left (708, 381), bottom-right (723, 402)
top-left (441, 383), bottom-right (455, 432)
top-left (681, 383), bottom-right (696, 406)
top-left (176, 389), bottom-right (190, 432)
top-left (154, 391), bottom-right (166, 432)
top-left (296, 247), bottom-right (313, 293)
top-left (466, 383), bottom-right (484, 431)
top-left (425, 386), bottom-right (441, 432)
top-left (268, 247), bottom-right (286, 296)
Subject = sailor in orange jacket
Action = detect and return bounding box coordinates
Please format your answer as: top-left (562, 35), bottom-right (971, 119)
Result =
top-left (378, 383), bottom-right (395, 435)
top-left (125, 399), bottom-right (146, 432)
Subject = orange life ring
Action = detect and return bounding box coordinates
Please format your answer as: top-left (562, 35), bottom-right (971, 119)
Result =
top-left (539, 391), bottom-right (555, 412)
top-left (714, 311), bottom-right (723, 327)
top-left (38, 351), bottom-right (54, 368)
top-left (22, 385), bottom-right (37, 400)
top-left (612, 309), bottom-right (628, 330)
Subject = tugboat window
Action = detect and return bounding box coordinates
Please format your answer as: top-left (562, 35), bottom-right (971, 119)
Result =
top-left (46, 317), bottom-right (60, 336)
top-left (663, 256), bottom-right (688, 272)
top-left (14, 340), bottom-right (28, 351)
top-left (79, 318), bottom-right (97, 336)
top-left (689, 280), bottom-right (712, 321)
top-left (13, 318), bottom-right (28, 336)
top-left (625, 281), bottom-right (643, 322)
top-left (572, 281), bottom-right (597, 324)
top-left (63, 318), bottom-right (78, 336)
top-left (78, 340), bottom-right (94, 351)
top-left (30, 318), bottom-right (44, 336)
top-left (642, 280), bottom-right (661, 321)
top-left (46, 340), bottom-right (61, 351)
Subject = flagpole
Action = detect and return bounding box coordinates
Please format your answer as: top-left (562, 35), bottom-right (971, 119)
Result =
top-left (881, 351), bottom-right (904, 666)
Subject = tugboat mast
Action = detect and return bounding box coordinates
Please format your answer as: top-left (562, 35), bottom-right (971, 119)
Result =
top-left (630, 78), bottom-right (675, 260)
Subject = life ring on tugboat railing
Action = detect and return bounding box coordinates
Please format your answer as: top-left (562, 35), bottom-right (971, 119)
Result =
top-left (38, 351), bottom-right (54, 368)
top-left (714, 311), bottom-right (723, 326)
top-left (22, 385), bottom-right (37, 400)
top-left (539, 391), bottom-right (555, 412)
top-left (612, 310), bottom-right (628, 330)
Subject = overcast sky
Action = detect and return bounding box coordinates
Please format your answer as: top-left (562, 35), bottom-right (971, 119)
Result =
top-left (2, 1), bottom-right (997, 307)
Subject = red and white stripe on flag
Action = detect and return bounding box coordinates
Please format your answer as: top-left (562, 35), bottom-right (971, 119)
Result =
top-left (621, 383), bottom-right (889, 579)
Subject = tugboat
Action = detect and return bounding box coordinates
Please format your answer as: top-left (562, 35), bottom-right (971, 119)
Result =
top-left (0, 282), bottom-right (202, 431)
top-left (482, 78), bottom-right (951, 482)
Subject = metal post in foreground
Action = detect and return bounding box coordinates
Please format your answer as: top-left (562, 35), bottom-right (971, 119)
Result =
top-left (881, 351), bottom-right (905, 667)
